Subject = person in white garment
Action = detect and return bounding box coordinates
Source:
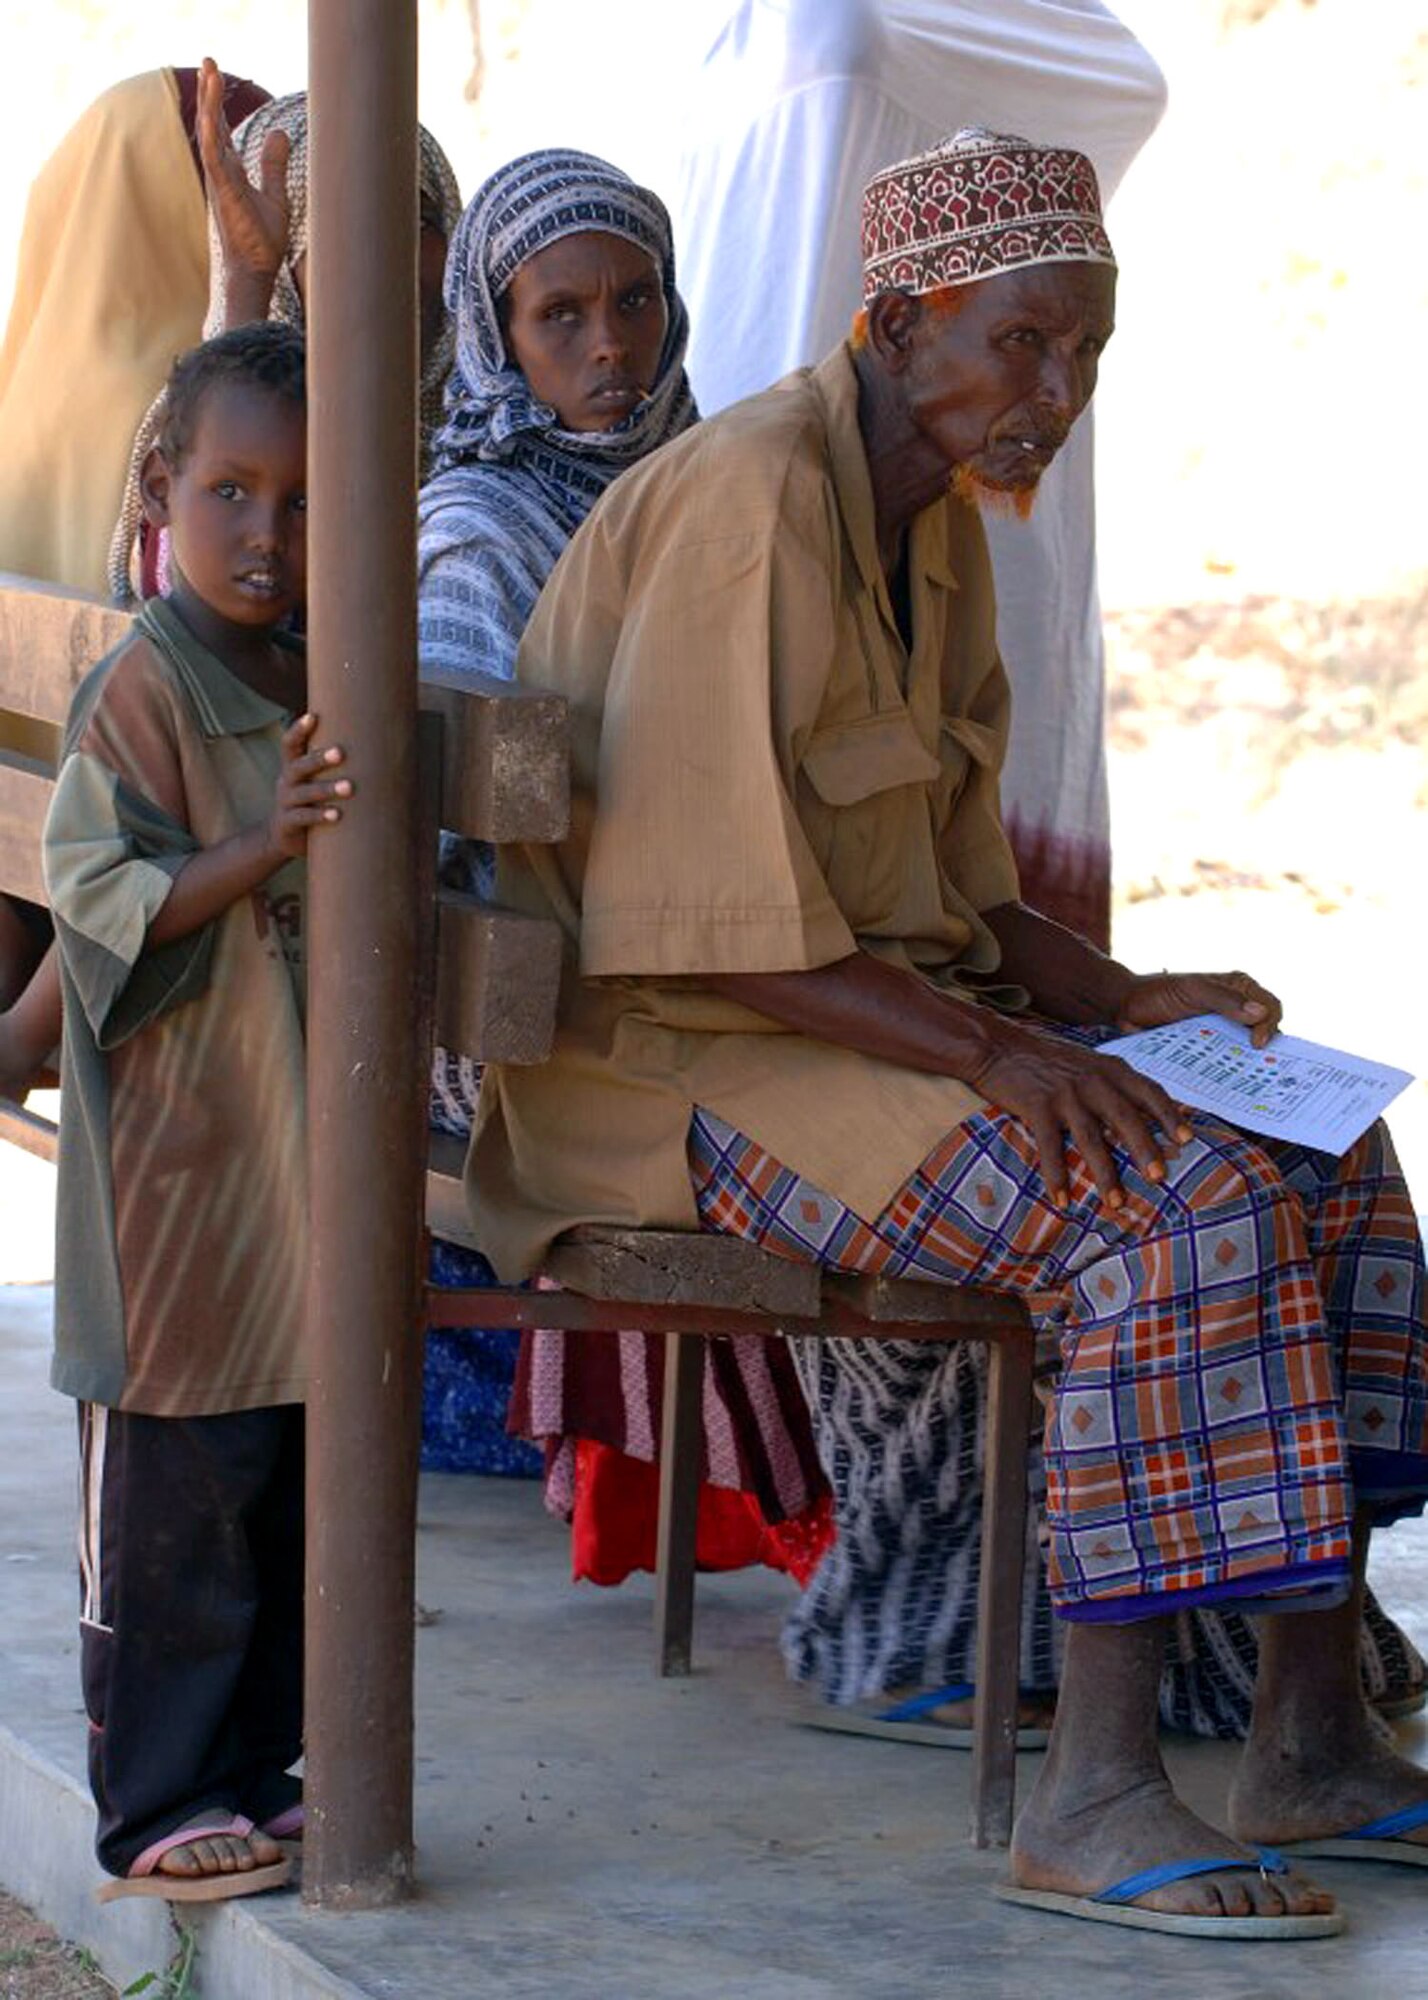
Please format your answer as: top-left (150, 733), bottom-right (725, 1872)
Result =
top-left (670, 0), bottom-right (1164, 949)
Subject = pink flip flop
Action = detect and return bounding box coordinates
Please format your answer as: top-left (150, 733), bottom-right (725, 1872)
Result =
top-left (261, 1803), bottom-right (304, 1841)
top-left (96, 1813), bottom-right (292, 1904)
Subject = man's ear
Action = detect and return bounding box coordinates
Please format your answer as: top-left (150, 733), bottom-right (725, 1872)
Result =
top-left (865, 289), bottom-right (923, 374)
top-left (139, 446), bottom-right (173, 529)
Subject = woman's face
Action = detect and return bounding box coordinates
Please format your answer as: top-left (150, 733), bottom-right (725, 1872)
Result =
top-left (500, 229), bottom-right (667, 433)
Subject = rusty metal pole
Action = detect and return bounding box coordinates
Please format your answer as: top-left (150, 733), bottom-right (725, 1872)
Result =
top-left (304, 0), bottom-right (423, 1908)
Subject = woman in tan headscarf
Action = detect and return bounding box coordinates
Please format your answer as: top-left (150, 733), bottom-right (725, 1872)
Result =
top-left (1, 64), bottom-right (460, 1093)
top-left (0, 66), bottom-right (268, 1082)
top-left (0, 66), bottom-right (268, 600)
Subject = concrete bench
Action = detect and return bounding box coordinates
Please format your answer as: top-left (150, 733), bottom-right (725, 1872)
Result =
top-left (0, 574), bottom-right (1035, 1849)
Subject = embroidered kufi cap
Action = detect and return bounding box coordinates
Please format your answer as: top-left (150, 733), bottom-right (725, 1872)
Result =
top-left (861, 126), bottom-right (1115, 303)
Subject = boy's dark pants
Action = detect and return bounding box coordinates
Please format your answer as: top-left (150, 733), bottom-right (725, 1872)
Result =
top-left (78, 1401), bottom-right (304, 1876)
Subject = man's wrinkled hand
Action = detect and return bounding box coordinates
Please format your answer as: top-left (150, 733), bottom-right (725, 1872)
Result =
top-left (972, 1027), bottom-right (1193, 1212)
top-left (1116, 970), bottom-right (1283, 1049)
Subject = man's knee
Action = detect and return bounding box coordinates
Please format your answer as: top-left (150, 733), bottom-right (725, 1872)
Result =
top-left (1148, 1124), bottom-right (1292, 1216)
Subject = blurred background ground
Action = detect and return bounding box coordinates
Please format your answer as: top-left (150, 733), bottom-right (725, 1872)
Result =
top-left (1105, 584), bottom-right (1427, 1202)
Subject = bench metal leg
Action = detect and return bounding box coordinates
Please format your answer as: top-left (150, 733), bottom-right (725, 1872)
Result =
top-left (654, 1331), bottom-right (704, 1676)
top-left (970, 1328), bottom-right (1035, 1848)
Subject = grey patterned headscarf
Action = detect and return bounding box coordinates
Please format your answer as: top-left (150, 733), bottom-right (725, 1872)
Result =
top-left (107, 93), bottom-right (462, 602)
top-left (427, 147), bottom-right (695, 509)
top-left (417, 148), bottom-right (698, 706)
top-left (419, 149), bottom-right (698, 1049)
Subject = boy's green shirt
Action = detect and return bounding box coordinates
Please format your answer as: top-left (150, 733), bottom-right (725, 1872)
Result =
top-left (44, 597), bottom-right (308, 1414)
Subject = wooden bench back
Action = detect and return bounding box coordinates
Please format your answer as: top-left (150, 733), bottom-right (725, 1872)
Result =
top-left (0, 578), bottom-right (130, 904)
top-left (0, 573), bottom-right (570, 1202)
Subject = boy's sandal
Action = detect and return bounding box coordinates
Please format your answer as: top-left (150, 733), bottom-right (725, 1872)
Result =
top-left (96, 1813), bottom-right (292, 1904)
top-left (261, 1803), bottom-right (304, 1842)
top-left (994, 1848), bottom-right (1343, 1939)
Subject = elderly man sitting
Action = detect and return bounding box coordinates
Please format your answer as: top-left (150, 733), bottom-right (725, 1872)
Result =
top-left (468, 128), bottom-right (1428, 1938)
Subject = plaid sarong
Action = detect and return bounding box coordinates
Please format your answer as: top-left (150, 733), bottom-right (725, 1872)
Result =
top-left (690, 1079), bottom-right (1428, 1628)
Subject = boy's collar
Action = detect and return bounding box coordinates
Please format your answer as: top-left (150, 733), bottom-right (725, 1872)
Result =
top-left (138, 597), bottom-right (299, 738)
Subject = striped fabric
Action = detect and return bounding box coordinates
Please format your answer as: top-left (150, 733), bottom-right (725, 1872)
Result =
top-left (427, 148), bottom-right (695, 492)
top-left (77, 1402), bottom-right (111, 1634)
top-left (688, 1055), bottom-right (1428, 1684)
top-left (771, 1327), bottom-right (1061, 1706)
top-left (418, 157), bottom-right (696, 1463)
top-left (418, 461), bottom-right (589, 690)
top-left (514, 1316), bottom-right (826, 1526)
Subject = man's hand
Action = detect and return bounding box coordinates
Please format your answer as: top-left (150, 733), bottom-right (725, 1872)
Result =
top-left (705, 951), bottom-right (1198, 1215)
top-left (267, 713), bottom-right (350, 859)
top-left (1116, 969), bottom-right (1283, 1049)
top-left (971, 1023), bottom-right (1193, 1211)
top-left (198, 55), bottom-right (291, 322)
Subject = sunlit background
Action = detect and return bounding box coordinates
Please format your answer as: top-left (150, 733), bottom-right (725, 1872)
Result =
top-left (1, 0), bottom-right (1424, 1273)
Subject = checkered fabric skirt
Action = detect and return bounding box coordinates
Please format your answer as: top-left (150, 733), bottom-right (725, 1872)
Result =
top-left (689, 1085), bottom-right (1428, 1636)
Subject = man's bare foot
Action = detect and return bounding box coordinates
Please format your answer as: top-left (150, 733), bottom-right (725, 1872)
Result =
top-left (1230, 1690), bottom-right (1428, 1848)
top-left (1012, 1772), bottom-right (1334, 1921)
top-left (153, 1814), bottom-right (284, 1880)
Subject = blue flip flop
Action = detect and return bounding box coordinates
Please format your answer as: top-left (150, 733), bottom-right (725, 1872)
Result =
top-left (995, 1847), bottom-right (1343, 1939)
top-left (1282, 1798), bottom-right (1428, 1865)
top-left (804, 1681), bottom-right (1052, 1751)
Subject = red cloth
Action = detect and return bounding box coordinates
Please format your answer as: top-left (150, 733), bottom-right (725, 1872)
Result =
top-left (513, 1323), bottom-right (829, 1525)
top-left (570, 1438), bottom-right (834, 1589)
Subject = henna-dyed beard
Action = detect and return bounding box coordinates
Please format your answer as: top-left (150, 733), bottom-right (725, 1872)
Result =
top-left (948, 460), bottom-right (1040, 522)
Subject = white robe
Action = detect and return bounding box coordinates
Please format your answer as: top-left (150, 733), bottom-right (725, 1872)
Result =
top-left (669, 0), bottom-right (1167, 942)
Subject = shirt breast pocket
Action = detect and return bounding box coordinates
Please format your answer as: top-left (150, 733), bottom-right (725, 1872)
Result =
top-left (799, 712), bottom-right (941, 926)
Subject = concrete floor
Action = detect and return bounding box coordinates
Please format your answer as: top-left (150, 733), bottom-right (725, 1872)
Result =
top-left (3, 1286), bottom-right (1428, 1999)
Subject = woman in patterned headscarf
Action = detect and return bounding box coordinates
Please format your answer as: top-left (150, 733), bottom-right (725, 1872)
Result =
top-left (417, 147), bottom-right (696, 690)
top-left (0, 65), bottom-right (267, 602)
top-left (0, 65), bottom-right (268, 1102)
top-left (106, 66), bottom-right (462, 602)
top-left (418, 153), bottom-right (829, 1559)
top-left (419, 147), bottom-right (694, 1475)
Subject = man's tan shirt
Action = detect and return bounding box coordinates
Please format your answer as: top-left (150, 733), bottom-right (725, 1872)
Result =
top-left (471, 344), bottom-right (1025, 1278)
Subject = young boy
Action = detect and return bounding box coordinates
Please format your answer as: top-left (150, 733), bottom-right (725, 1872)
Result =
top-left (43, 321), bottom-right (349, 1901)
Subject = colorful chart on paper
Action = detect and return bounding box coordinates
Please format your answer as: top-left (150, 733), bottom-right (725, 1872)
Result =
top-left (1098, 1015), bottom-right (1413, 1156)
